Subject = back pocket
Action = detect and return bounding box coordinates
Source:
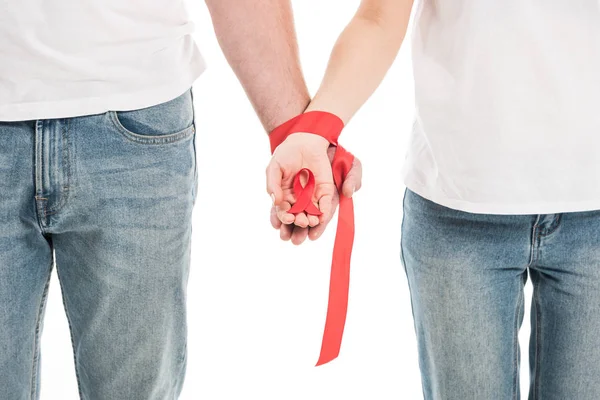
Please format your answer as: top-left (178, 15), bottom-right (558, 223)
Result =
top-left (109, 89), bottom-right (195, 144)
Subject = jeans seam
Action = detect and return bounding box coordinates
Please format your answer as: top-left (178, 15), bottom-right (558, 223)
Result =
top-left (55, 266), bottom-right (85, 400)
top-left (400, 188), bottom-right (426, 397)
top-left (30, 257), bottom-right (54, 400)
top-left (528, 215), bottom-right (541, 268)
top-left (190, 87), bottom-right (198, 207)
top-left (513, 285), bottom-right (524, 400)
top-left (37, 120), bottom-right (44, 195)
top-left (173, 335), bottom-right (188, 398)
top-left (538, 214), bottom-right (562, 237)
top-left (532, 280), bottom-right (542, 400)
top-left (400, 187), bottom-right (408, 273)
top-left (107, 92), bottom-right (196, 145)
top-left (45, 118), bottom-right (71, 215)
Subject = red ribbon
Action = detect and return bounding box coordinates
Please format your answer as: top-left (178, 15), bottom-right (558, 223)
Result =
top-left (269, 111), bottom-right (355, 366)
top-left (288, 168), bottom-right (322, 216)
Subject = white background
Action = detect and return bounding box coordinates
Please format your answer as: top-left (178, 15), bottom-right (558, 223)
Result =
top-left (40, 1), bottom-right (534, 399)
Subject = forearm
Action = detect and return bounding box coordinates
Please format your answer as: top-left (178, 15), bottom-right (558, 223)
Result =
top-left (306, 0), bottom-right (414, 123)
top-left (205, 0), bottom-right (310, 132)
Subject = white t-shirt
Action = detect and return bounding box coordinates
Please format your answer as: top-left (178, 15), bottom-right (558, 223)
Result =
top-left (0, 0), bottom-right (205, 121)
top-left (402, 1), bottom-right (600, 215)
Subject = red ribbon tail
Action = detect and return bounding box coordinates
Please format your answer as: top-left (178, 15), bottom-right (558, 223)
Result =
top-left (315, 195), bottom-right (355, 366)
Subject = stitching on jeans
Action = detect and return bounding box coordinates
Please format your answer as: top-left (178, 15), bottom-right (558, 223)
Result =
top-left (539, 214), bottom-right (562, 237)
top-left (108, 109), bottom-right (195, 145)
top-left (45, 119), bottom-right (71, 215)
top-left (55, 265), bottom-right (85, 400)
top-left (34, 121), bottom-right (47, 230)
top-left (30, 257), bottom-right (53, 400)
top-left (400, 188), bottom-right (427, 397)
top-left (512, 286), bottom-right (524, 400)
top-left (528, 215), bottom-right (541, 268)
top-left (190, 88), bottom-right (198, 206)
top-left (173, 336), bottom-right (188, 396)
top-left (40, 121), bottom-right (45, 198)
top-left (532, 278), bottom-right (542, 400)
top-left (400, 188), bottom-right (408, 274)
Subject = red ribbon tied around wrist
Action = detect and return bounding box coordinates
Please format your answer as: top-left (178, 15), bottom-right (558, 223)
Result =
top-left (269, 111), bottom-right (355, 366)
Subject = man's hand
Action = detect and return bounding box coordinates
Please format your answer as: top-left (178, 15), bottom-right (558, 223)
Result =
top-left (266, 134), bottom-right (362, 245)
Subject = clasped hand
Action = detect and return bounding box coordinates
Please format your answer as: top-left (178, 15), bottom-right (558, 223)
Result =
top-left (266, 132), bottom-right (362, 245)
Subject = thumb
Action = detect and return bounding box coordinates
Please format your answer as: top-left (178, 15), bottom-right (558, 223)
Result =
top-left (266, 160), bottom-right (284, 205)
top-left (341, 157), bottom-right (363, 198)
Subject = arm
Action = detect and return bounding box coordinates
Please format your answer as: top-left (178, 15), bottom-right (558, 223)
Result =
top-left (204, 0), bottom-right (310, 132)
top-left (267, 0), bottom-right (414, 243)
top-left (306, 0), bottom-right (414, 122)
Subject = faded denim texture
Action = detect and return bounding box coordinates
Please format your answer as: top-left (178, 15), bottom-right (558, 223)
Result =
top-left (0, 89), bottom-right (197, 400)
top-left (401, 187), bottom-right (600, 400)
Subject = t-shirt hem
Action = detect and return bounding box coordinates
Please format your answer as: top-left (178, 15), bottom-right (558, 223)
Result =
top-left (403, 175), bottom-right (600, 215)
top-left (0, 62), bottom-right (206, 122)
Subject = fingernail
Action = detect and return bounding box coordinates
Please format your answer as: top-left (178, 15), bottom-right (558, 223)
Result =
top-left (270, 193), bottom-right (275, 205)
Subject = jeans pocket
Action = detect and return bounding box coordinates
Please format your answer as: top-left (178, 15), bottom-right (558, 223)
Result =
top-left (109, 88), bottom-right (195, 145)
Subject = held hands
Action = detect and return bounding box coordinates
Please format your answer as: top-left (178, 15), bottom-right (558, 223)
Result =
top-left (266, 132), bottom-right (362, 245)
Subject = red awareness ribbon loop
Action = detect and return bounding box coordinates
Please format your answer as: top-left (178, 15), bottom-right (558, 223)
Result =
top-left (269, 110), bottom-right (355, 366)
top-left (288, 169), bottom-right (322, 216)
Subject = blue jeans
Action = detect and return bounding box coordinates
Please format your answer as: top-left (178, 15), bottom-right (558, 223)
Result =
top-left (0, 89), bottom-right (197, 399)
top-left (401, 187), bottom-right (600, 399)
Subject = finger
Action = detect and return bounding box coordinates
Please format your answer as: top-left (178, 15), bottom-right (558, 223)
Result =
top-left (308, 221), bottom-right (328, 241)
top-left (266, 160), bottom-right (284, 205)
top-left (326, 145), bottom-right (336, 163)
top-left (294, 212), bottom-right (309, 228)
top-left (317, 194), bottom-right (335, 225)
top-left (276, 201), bottom-right (295, 225)
top-left (342, 157), bottom-right (363, 198)
top-left (291, 226), bottom-right (309, 245)
top-left (309, 194), bottom-right (338, 241)
top-left (280, 223), bottom-right (293, 241)
top-left (307, 214), bottom-right (320, 227)
top-left (270, 205), bottom-right (282, 229)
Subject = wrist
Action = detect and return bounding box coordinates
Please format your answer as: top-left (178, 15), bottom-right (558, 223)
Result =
top-left (268, 110), bottom-right (345, 154)
top-left (262, 97), bottom-right (311, 133)
top-left (286, 132), bottom-right (330, 151)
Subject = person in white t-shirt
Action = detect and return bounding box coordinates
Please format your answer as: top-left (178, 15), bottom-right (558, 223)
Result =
top-left (0, 1), bottom-right (364, 399)
top-left (264, 1), bottom-right (600, 399)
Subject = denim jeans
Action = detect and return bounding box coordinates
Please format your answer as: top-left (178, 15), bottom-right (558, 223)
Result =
top-left (401, 187), bottom-right (600, 400)
top-left (0, 89), bottom-right (198, 399)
